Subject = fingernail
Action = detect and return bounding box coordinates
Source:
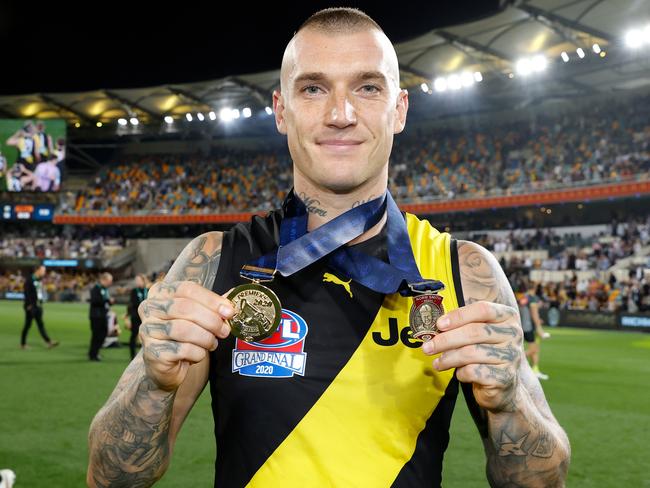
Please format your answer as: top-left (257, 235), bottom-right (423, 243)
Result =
top-left (437, 316), bottom-right (450, 330)
top-left (219, 304), bottom-right (235, 317)
top-left (433, 358), bottom-right (441, 370)
top-left (422, 340), bottom-right (435, 355)
top-left (212, 338), bottom-right (219, 351)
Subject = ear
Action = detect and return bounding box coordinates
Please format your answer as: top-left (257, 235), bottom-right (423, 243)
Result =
top-left (272, 90), bottom-right (287, 135)
top-left (393, 88), bottom-right (409, 134)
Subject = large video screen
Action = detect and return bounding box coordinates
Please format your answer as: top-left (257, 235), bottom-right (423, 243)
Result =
top-left (0, 119), bottom-right (66, 192)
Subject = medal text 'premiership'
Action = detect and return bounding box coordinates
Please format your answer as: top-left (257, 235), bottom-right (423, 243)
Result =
top-left (227, 283), bottom-right (281, 343)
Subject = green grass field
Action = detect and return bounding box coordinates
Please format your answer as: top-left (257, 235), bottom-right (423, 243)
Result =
top-left (1, 300), bottom-right (649, 487)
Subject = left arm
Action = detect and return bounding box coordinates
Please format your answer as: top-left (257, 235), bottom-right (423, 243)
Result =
top-left (422, 240), bottom-right (570, 487)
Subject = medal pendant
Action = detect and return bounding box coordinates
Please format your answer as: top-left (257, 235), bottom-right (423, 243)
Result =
top-left (409, 292), bottom-right (444, 342)
top-left (227, 282), bottom-right (282, 343)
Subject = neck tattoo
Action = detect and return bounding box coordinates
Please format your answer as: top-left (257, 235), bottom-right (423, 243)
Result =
top-left (298, 192), bottom-right (328, 217)
top-left (351, 195), bottom-right (376, 208)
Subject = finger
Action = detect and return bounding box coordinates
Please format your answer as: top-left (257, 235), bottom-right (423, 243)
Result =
top-left (455, 363), bottom-right (515, 388)
top-left (143, 337), bottom-right (208, 365)
top-left (422, 321), bottom-right (508, 355)
top-left (436, 300), bottom-right (518, 332)
top-left (149, 281), bottom-right (238, 318)
top-left (140, 297), bottom-right (231, 338)
top-left (141, 319), bottom-right (219, 352)
top-left (433, 342), bottom-right (520, 371)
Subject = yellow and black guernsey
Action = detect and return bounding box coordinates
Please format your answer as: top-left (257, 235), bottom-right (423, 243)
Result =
top-left (210, 204), bottom-right (469, 487)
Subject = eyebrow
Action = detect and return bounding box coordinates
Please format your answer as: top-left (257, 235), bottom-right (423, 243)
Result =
top-left (292, 70), bottom-right (388, 87)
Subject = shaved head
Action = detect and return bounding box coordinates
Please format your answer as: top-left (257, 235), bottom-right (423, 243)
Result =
top-left (280, 8), bottom-right (400, 97)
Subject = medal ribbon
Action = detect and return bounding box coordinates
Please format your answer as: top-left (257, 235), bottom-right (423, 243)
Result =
top-left (241, 188), bottom-right (444, 297)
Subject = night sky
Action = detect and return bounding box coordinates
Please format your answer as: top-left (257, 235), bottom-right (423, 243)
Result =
top-left (0, 1), bottom-right (501, 95)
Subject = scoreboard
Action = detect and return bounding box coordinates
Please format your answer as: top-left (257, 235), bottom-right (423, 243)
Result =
top-left (1, 203), bottom-right (54, 221)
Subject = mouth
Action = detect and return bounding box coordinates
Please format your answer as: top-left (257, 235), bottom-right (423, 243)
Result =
top-left (316, 139), bottom-right (364, 152)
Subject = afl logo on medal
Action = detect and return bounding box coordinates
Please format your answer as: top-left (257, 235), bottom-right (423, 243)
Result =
top-left (409, 293), bottom-right (444, 342)
top-left (232, 309), bottom-right (309, 378)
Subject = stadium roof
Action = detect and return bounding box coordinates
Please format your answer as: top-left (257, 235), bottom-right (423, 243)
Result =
top-left (1, 0), bottom-right (649, 128)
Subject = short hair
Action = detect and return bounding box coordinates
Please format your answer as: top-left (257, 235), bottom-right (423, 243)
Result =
top-left (294, 7), bottom-right (384, 36)
top-left (100, 272), bottom-right (113, 281)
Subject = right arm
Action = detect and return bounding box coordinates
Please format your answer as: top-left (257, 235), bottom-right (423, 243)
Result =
top-left (86, 231), bottom-right (234, 487)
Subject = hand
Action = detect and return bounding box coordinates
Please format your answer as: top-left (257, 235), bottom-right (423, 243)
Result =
top-left (138, 281), bottom-right (236, 391)
top-left (422, 300), bottom-right (523, 412)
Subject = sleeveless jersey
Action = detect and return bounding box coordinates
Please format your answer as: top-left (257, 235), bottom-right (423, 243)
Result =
top-left (210, 205), bottom-right (468, 487)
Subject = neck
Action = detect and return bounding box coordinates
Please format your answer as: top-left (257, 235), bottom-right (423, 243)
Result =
top-left (293, 167), bottom-right (388, 246)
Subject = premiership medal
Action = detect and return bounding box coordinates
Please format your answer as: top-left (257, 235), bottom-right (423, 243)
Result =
top-left (227, 266), bottom-right (282, 343)
top-left (408, 286), bottom-right (445, 342)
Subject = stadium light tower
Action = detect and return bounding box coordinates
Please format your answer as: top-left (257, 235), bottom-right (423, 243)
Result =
top-left (164, 116), bottom-right (173, 124)
top-left (515, 54), bottom-right (548, 76)
top-left (625, 25), bottom-right (650, 48)
top-left (118, 118), bottom-right (128, 126)
top-left (208, 111), bottom-right (217, 120)
top-left (220, 108), bottom-right (234, 122)
top-left (197, 112), bottom-right (205, 121)
top-left (185, 113), bottom-right (193, 122)
top-left (242, 107), bottom-right (252, 118)
top-left (433, 77), bottom-right (447, 92)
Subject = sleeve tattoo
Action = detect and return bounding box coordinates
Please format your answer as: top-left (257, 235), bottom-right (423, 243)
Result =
top-left (457, 240), bottom-right (570, 488)
top-left (87, 232), bottom-right (222, 487)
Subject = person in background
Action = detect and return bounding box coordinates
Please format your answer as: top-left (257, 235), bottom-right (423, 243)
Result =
top-left (125, 274), bottom-right (148, 359)
top-left (88, 272), bottom-right (114, 361)
top-left (20, 264), bottom-right (58, 349)
top-left (518, 281), bottom-right (551, 380)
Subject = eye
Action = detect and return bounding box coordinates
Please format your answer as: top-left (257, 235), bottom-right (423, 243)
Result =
top-left (302, 85), bottom-right (323, 95)
top-left (360, 84), bottom-right (381, 94)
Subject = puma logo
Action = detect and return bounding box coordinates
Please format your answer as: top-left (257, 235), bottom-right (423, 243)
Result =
top-left (323, 272), bottom-right (353, 298)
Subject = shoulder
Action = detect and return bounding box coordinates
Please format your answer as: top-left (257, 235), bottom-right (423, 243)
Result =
top-left (455, 239), bottom-right (518, 309)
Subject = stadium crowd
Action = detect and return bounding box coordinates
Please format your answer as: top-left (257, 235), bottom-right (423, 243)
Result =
top-left (475, 217), bottom-right (650, 313)
top-left (0, 225), bottom-right (125, 260)
top-left (60, 95), bottom-right (650, 215)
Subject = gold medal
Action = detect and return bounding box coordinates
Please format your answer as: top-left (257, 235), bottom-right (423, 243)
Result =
top-left (409, 290), bottom-right (444, 342)
top-left (227, 282), bottom-right (282, 343)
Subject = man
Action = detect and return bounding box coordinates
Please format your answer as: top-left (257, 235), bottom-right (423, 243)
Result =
top-left (20, 264), bottom-right (58, 349)
top-left (88, 272), bottom-right (114, 361)
top-left (87, 8), bottom-right (570, 487)
top-left (124, 274), bottom-right (148, 359)
top-left (33, 121), bottom-right (54, 163)
top-left (518, 282), bottom-right (551, 380)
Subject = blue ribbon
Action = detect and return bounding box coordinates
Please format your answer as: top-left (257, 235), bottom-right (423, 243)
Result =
top-left (241, 188), bottom-right (444, 297)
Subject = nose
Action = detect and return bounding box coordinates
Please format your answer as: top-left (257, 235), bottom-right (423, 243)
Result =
top-left (324, 89), bottom-right (357, 128)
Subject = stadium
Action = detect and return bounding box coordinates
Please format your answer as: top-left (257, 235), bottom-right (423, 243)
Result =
top-left (1, 1), bottom-right (649, 487)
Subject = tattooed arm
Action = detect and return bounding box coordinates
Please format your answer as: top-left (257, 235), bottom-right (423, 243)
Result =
top-left (87, 232), bottom-right (235, 487)
top-left (423, 240), bottom-right (570, 487)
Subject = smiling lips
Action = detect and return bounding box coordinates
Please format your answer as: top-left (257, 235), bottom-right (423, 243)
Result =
top-left (317, 139), bottom-right (364, 151)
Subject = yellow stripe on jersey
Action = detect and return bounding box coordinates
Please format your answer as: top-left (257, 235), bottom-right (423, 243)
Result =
top-left (247, 213), bottom-right (461, 487)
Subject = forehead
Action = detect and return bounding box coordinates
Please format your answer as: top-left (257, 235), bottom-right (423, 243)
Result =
top-left (287, 29), bottom-right (395, 83)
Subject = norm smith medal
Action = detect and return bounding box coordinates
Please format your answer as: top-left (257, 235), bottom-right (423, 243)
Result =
top-left (227, 283), bottom-right (281, 343)
top-left (409, 291), bottom-right (444, 342)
